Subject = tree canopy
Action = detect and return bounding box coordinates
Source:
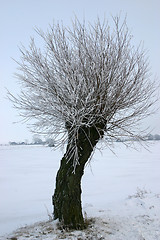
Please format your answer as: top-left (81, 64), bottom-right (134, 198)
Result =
top-left (9, 16), bottom-right (157, 168)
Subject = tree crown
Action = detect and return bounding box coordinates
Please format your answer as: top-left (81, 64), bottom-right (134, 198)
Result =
top-left (9, 16), bottom-right (157, 166)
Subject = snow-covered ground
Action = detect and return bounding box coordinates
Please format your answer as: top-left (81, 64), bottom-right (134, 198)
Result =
top-left (0, 141), bottom-right (160, 239)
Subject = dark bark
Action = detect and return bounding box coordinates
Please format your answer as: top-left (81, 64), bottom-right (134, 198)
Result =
top-left (52, 124), bottom-right (104, 229)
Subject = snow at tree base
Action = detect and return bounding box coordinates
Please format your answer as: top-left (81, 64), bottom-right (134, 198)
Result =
top-left (0, 141), bottom-right (160, 239)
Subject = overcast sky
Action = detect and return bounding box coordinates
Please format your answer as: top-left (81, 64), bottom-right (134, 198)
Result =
top-left (0, 0), bottom-right (160, 144)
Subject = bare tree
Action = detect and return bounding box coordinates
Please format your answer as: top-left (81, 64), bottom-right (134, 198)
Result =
top-left (9, 16), bottom-right (157, 229)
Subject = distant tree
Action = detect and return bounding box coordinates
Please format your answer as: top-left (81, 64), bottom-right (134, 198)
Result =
top-left (154, 134), bottom-right (160, 140)
top-left (33, 135), bottom-right (43, 145)
top-left (45, 138), bottom-right (55, 147)
top-left (147, 134), bottom-right (154, 141)
top-left (9, 141), bottom-right (18, 145)
top-left (9, 16), bottom-right (157, 229)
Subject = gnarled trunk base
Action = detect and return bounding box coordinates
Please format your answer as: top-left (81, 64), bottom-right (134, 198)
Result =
top-left (52, 155), bottom-right (85, 229)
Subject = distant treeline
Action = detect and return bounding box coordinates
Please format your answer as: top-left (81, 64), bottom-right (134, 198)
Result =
top-left (9, 134), bottom-right (160, 146)
top-left (146, 134), bottom-right (160, 140)
top-left (114, 134), bottom-right (160, 142)
top-left (9, 137), bottom-right (55, 147)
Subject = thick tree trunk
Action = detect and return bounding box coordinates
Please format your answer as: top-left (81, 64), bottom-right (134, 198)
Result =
top-left (52, 125), bottom-right (104, 229)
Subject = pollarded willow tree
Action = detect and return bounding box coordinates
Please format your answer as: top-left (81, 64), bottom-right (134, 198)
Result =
top-left (9, 16), bottom-right (157, 229)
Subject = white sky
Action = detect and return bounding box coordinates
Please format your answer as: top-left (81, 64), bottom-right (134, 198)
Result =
top-left (0, 0), bottom-right (160, 144)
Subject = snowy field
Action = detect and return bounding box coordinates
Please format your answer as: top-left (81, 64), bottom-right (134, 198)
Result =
top-left (0, 141), bottom-right (160, 239)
